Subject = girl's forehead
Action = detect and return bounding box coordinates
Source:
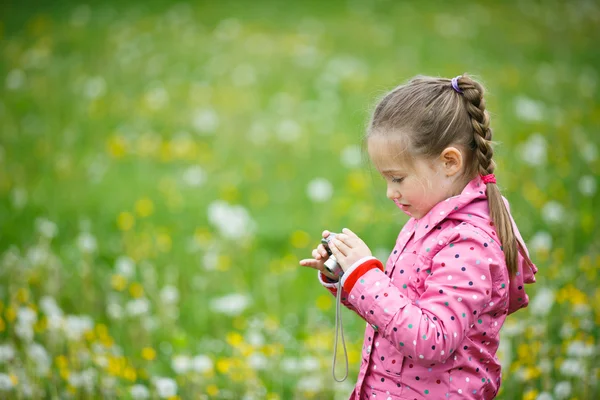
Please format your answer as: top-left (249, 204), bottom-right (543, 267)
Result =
top-left (367, 135), bottom-right (414, 171)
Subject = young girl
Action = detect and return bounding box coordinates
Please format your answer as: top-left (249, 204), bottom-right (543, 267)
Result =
top-left (300, 74), bottom-right (538, 399)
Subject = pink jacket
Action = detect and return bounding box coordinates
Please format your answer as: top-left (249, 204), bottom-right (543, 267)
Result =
top-left (319, 177), bottom-right (537, 399)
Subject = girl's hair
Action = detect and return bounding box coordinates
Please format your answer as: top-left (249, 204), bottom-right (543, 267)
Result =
top-left (366, 74), bottom-right (532, 276)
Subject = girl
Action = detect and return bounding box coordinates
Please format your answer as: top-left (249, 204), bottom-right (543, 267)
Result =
top-left (300, 74), bottom-right (538, 399)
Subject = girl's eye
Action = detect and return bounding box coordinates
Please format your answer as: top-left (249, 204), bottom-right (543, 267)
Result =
top-left (392, 177), bottom-right (405, 183)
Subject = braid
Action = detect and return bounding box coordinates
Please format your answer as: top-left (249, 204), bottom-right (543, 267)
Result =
top-left (452, 74), bottom-right (526, 277)
top-left (454, 76), bottom-right (496, 175)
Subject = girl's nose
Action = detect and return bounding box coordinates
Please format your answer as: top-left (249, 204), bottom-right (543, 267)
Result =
top-left (386, 186), bottom-right (399, 200)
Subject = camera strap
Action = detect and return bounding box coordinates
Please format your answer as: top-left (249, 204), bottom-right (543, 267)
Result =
top-left (332, 279), bottom-right (349, 382)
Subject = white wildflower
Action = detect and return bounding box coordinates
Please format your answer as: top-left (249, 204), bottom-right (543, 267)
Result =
top-left (559, 358), bottom-right (584, 377)
top-left (340, 145), bottom-right (362, 168)
top-left (130, 384), bottom-right (150, 399)
top-left (306, 178), bottom-right (333, 203)
top-left (281, 357), bottom-right (299, 373)
top-left (153, 377), bottom-right (177, 398)
top-left (192, 108), bottom-right (219, 134)
top-left (529, 231), bottom-right (552, 253)
top-left (202, 248), bottom-right (218, 271)
top-left (578, 175), bottom-right (596, 196)
top-left (0, 373), bottom-right (13, 391)
top-left (248, 353), bottom-right (268, 370)
top-left (77, 232), bottom-right (98, 253)
top-left (276, 119), bottom-right (301, 142)
top-left (171, 355), bottom-right (191, 374)
top-left (536, 392), bottom-right (554, 400)
top-left (6, 69), bottom-right (26, 90)
top-left (28, 343), bottom-right (50, 375)
top-left (115, 256), bottom-right (135, 278)
top-left (246, 330), bottom-right (264, 346)
top-left (106, 303), bottom-right (123, 320)
top-left (541, 201), bottom-right (565, 224)
top-left (15, 322), bottom-right (34, 342)
top-left (182, 166), bottom-right (206, 187)
top-left (27, 245), bottom-right (49, 267)
top-left (529, 287), bottom-right (555, 316)
top-left (83, 76), bottom-right (106, 99)
top-left (192, 355), bottom-right (213, 373)
top-left (64, 315), bottom-right (94, 341)
top-left (567, 340), bottom-right (595, 357)
top-left (126, 298), bottom-right (151, 317)
top-left (18, 307), bottom-right (37, 325)
top-left (300, 356), bottom-right (320, 371)
top-left (207, 201), bottom-right (256, 240)
top-left (515, 97), bottom-right (545, 122)
top-left (519, 133), bottom-right (547, 166)
top-left (0, 345), bottom-right (15, 363)
top-left (553, 381), bottom-right (571, 399)
top-left (209, 293), bottom-right (251, 316)
top-left (160, 285), bottom-right (179, 305)
top-left (296, 375), bottom-right (322, 391)
top-left (35, 218), bottom-right (58, 238)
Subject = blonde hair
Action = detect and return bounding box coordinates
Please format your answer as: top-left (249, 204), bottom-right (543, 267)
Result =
top-left (366, 74), bottom-right (531, 276)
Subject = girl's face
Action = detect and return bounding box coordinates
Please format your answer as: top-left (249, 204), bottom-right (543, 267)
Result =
top-left (367, 135), bottom-right (462, 220)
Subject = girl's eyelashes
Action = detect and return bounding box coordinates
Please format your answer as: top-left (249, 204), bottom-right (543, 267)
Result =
top-left (391, 177), bottom-right (405, 183)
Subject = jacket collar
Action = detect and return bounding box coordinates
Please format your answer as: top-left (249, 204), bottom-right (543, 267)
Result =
top-left (409, 176), bottom-right (488, 243)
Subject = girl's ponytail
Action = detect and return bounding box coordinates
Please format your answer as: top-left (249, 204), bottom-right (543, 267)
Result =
top-left (454, 75), bottom-right (528, 276)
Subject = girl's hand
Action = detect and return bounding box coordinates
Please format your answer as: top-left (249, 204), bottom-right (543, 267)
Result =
top-left (299, 230), bottom-right (338, 280)
top-left (327, 228), bottom-right (372, 272)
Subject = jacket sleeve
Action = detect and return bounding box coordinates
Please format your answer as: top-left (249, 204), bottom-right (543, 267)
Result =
top-left (342, 230), bottom-right (499, 365)
top-left (318, 257), bottom-right (384, 314)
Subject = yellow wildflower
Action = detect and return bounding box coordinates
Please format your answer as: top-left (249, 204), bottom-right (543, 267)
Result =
top-left (129, 282), bottom-right (144, 298)
top-left (217, 255), bottom-right (231, 272)
top-left (107, 135), bottom-right (127, 158)
top-left (142, 347), bottom-right (156, 361)
top-left (123, 366), bottom-right (137, 381)
top-left (316, 294), bottom-right (332, 311)
top-left (135, 197), bottom-right (154, 218)
top-left (16, 287), bottom-right (29, 303)
top-left (290, 230), bottom-right (310, 249)
top-left (523, 389), bottom-right (539, 400)
top-left (226, 332), bottom-right (244, 348)
top-left (216, 358), bottom-right (232, 374)
top-left (55, 355), bottom-right (68, 369)
top-left (156, 232), bottom-right (172, 252)
top-left (111, 274), bottom-right (127, 291)
top-left (206, 385), bottom-right (219, 396)
top-left (117, 212), bottom-right (135, 231)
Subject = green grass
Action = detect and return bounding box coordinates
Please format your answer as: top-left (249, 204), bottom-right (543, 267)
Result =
top-left (0, 0), bottom-right (599, 398)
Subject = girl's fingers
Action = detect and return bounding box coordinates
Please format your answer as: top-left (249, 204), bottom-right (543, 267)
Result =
top-left (342, 227), bottom-right (358, 238)
top-left (322, 230), bottom-right (330, 238)
top-left (317, 244), bottom-right (329, 258)
top-left (333, 238), bottom-right (351, 254)
top-left (299, 259), bottom-right (320, 269)
top-left (329, 239), bottom-right (347, 257)
top-left (312, 249), bottom-right (322, 260)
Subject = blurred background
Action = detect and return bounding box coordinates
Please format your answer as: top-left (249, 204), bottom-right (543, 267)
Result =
top-left (0, 0), bottom-right (599, 399)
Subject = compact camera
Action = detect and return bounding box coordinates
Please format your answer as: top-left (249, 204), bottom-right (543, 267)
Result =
top-left (321, 233), bottom-right (344, 278)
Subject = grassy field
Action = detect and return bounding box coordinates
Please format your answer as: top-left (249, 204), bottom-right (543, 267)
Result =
top-left (0, 0), bottom-right (599, 398)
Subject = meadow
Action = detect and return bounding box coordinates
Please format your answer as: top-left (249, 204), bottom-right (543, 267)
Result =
top-left (0, 0), bottom-right (599, 398)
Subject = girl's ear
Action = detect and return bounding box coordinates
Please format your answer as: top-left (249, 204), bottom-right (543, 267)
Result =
top-left (440, 147), bottom-right (463, 177)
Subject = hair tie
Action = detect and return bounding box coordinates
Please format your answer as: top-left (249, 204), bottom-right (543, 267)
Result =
top-left (481, 174), bottom-right (496, 184)
top-left (451, 76), bottom-right (463, 93)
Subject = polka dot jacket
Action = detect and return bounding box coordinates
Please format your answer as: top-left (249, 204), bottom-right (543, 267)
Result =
top-left (318, 176), bottom-right (538, 399)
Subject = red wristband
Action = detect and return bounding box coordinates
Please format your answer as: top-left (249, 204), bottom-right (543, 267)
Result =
top-left (343, 259), bottom-right (384, 293)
